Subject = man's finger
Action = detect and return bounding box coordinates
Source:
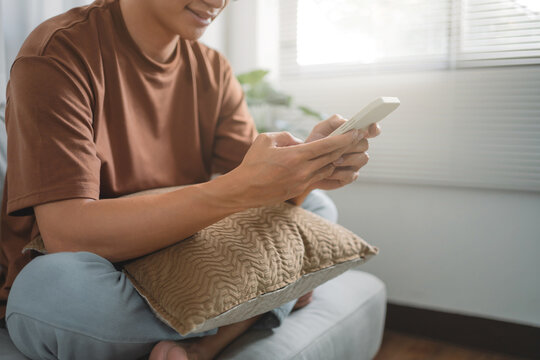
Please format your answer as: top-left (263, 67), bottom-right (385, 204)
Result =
top-left (310, 162), bottom-right (337, 185)
top-left (325, 167), bottom-right (361, 183)
top-left (333, 152), bottom-right (369, 168)
top-left (305, 115), bottom-right (347, 142)
top-left (366, 123), bottom-right (381, 138)
top-left (342, 138), bottom-right (369, 154)
top-left (294, 130), bottom-right (360, 160)
top-left (308, 147), bottom-right (347, 172)
top-left (317, 114), bottom-right (347, 135)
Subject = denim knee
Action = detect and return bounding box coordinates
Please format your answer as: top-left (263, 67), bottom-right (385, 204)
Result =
top-left (6, 252), bottom-right (112, 322)
top-left (6, 252), bottom-right (116, 330)
top-left (6, 251), bottom-right (164, 340)
top-left (5, 252), bottom-right (173, 359)
top-left (301, 189), bottom-right (338, 223)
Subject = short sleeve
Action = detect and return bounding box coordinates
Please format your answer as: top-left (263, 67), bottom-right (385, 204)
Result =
top-left (5, 56), bottom-right (100, 216)
top-left (211, 57), bottom-right (257, 174)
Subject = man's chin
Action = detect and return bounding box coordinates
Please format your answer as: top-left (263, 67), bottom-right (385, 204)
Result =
top-left (178, 27), bottom-right (208, 41)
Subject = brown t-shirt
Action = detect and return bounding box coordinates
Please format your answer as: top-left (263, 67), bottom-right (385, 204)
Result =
top-left (0, 0), bottom-right (257, 318)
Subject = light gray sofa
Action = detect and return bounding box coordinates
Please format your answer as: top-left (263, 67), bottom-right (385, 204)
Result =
top-left (0, 106), bottom-right (386, 360)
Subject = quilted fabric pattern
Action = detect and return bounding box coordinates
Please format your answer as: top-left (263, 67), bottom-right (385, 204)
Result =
top-left (123, 202), bottom-right (377, 335)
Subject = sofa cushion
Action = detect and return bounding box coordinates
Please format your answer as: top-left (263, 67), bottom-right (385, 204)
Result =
top-left (218, 270), bottom-right (386, 360)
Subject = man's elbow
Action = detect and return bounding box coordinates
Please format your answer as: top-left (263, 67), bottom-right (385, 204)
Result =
top-left (40, 233), bottom-right (72, 254)
top-left (34, 198), bottom-right (93, 254)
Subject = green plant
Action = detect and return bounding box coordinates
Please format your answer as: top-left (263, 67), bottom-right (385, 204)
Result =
top-left (236, 70), bottom-right (323, 120)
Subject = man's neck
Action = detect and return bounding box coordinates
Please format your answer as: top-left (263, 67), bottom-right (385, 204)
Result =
top-left (119, 0), bottom-right (179, 63)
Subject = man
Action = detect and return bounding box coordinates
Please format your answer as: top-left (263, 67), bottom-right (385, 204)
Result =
top-left (0, 0), bottom-right (379, 359)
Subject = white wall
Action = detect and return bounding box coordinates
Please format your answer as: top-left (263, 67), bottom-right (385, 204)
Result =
top-left (223, 0), bottom-right (540, 327)
top-left (330, 182), bottom-right (540, 327)
top-left (225, 0), bottom-right (279, 79)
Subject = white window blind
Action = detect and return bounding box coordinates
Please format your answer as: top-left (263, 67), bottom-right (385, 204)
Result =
top-left (459, 0), bottom-right (540, 67)
top-left (280, 0), bottom-right (540, 75)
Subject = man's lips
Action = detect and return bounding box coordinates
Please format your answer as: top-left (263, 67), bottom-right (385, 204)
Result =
top-left (186, 7), bottom-right (218, 26)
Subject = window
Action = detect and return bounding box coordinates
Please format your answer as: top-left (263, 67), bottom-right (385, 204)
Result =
top-left (278, 0), bottom-right (540, 192)
top-left (280, 0), bottom-right (540, 76)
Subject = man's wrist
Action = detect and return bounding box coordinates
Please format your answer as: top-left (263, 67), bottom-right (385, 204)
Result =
top-left (198, 171), bottom-right (253, 213)
top-left (287, 189), bottom-right (312, 206)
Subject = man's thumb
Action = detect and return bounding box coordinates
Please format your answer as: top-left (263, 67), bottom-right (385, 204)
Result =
top-left (270, 131), bottom-right (304, 147)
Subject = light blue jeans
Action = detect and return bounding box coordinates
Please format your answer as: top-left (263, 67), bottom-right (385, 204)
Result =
top-left (5, 190), bottom-right (338, 360)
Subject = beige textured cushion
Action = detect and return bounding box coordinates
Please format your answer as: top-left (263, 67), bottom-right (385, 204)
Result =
top-left (24, 186), bottom-right (378, 335)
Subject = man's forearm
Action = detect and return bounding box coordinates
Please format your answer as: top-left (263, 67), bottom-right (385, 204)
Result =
top-left (35, 174), bottom-right (249, 263)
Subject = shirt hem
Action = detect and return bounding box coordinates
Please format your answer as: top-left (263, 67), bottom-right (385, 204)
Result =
top-left (7, 183), bottom-right (100, 216)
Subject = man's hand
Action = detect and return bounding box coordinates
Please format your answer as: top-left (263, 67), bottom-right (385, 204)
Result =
top-left (287, 115), bottom-right (381, 205)
top-left (227, 129), bottom-right (362, 209)
top-left (305, 114), bottom-right (381, 191)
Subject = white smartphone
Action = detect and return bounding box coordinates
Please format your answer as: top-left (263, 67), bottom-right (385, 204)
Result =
top-left (329, 97), bottom-right (400, 137)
